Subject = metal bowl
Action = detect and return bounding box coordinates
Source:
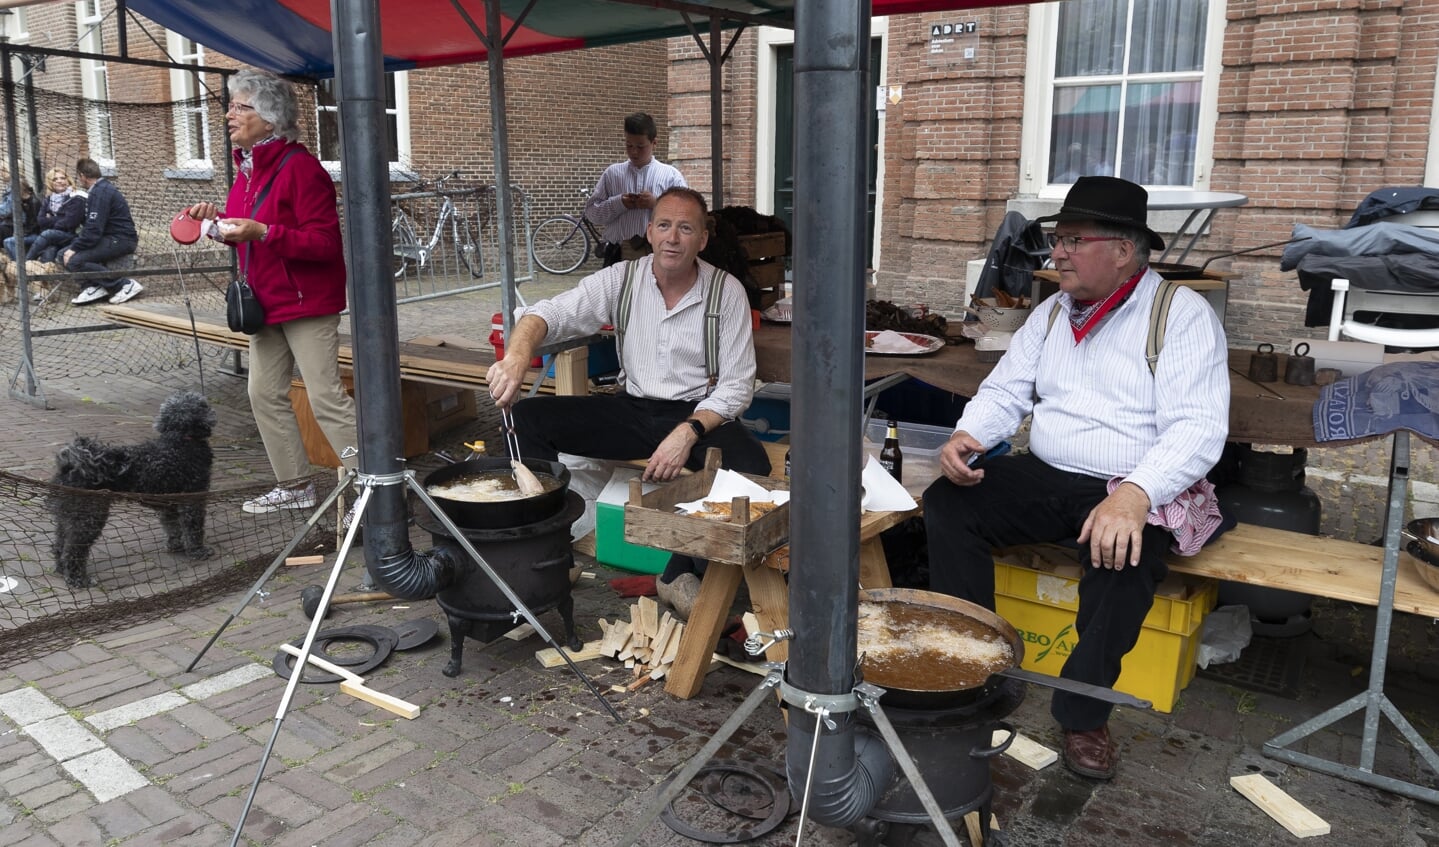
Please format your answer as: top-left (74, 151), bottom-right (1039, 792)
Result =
top-left (1402, 518), bottom-right (1439, 592)
top-left (974, 298), bottom-right (1032, 333)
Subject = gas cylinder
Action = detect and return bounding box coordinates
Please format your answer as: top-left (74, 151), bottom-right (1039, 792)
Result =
top-left (1214, 445), bottom-right (1322, 636)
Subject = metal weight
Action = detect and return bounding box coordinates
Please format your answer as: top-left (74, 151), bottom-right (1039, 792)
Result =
top-left (1284, 342), bottom-right (1316, 386)
top-left (1248, 342), bottom-right (1279, 383)
top-left (1315, 367), bottom-right (1342, 386)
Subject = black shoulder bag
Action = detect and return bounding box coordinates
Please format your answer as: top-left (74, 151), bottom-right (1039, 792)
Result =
top-left (227, 151), bottom-right (296, 334)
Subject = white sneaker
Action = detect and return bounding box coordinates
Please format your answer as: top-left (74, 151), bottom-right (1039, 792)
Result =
top-left (70, 285), bottom-right (108, 305)
top-left (108, 279), bottom-right (143, 304)
top-left (242, 484), bottom-right (319, 514)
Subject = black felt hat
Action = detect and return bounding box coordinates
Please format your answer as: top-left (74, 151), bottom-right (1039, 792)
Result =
top-left (1036, 176), bottom-right (1165, 251)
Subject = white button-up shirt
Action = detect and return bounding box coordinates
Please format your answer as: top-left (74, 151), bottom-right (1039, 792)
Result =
top-left (583, 159), bottom-right (687, 243)
top-left (955, 269), bottom-right (1230, 508)
top-left (527, 255), bottom-right (756, 420)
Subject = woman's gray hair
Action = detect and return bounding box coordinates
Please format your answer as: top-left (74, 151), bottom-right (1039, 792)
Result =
top-left (229, 69), bottom-right (300, 142)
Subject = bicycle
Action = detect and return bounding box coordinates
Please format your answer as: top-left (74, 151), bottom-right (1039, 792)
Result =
top-left (391, 170), bottom-right (482, 279)
top-left (529, 189), bottom-right (604, 275)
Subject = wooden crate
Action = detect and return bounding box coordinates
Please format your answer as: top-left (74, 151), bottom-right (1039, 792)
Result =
top-left (623, 449), bottom-right (790, 566)
top-left (290, 374), bottom-right (427, 468)
top-left (737, 231), bottom-right (788, 304)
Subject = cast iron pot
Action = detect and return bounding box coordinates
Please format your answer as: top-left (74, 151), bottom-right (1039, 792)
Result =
top-left (422, 456), bottom-right (571, 530)
top-left (858, 587), bottom-right (1151, 711)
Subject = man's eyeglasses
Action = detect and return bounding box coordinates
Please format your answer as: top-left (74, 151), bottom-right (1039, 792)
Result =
top-left (1045, 233), bottom-right (1127, 252)
top-left (227, 102), bottom-right (257, 114)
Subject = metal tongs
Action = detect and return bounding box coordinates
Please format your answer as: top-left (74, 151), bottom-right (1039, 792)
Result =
top-left (499, 406), bottom-right (545, 497)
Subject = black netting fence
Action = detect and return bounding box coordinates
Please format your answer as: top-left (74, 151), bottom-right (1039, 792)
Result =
top-left (0, 469), bottom-right (336, 670)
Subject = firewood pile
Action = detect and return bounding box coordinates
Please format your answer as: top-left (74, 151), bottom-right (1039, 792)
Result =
top-left (597, 596), bottom-right (686, 690)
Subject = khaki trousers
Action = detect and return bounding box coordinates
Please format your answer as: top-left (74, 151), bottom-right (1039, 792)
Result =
top-left (247, 314), bottom-right (358, 482)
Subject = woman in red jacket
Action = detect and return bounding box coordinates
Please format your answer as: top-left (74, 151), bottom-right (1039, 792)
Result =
top-left (187, 69), bottom-right (356, 515)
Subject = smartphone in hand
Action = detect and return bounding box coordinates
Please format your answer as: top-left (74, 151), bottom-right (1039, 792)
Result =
top-left (967, 440), bottom-right (1011, 468)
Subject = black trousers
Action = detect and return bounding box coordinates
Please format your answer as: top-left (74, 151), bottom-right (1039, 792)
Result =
top-left (512, 393), bottom-right (772, 581)
top-left (922, 452), bottom-right (1171, 731)
top-left (64, 236), bottom-right (136, 291)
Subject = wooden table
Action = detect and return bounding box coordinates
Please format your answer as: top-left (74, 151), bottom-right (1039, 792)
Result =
top-left (753, 324), bottom-right (1334, 448)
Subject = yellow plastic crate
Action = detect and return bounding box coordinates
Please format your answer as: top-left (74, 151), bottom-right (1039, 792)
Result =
top-left (992, 550), bottom-right (1218, 713)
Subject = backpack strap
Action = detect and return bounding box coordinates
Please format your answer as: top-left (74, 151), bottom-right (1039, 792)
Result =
top-left (614, 260), bottom-right (727, 390)
top-left (1042, 276), bottom-right (1179, 376)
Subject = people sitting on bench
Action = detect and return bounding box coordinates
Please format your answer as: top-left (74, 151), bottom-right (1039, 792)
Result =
top-left (922, 177), bottom-right (1230, 781)
top-left (65, 157), bottom-right (142, 306)
top-left (5, 167), bottom-right (85, 264)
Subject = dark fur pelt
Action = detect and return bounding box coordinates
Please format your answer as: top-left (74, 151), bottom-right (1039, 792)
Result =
top-left (700, 215), bottom-right (754, 288)
top-left (48, 391), bottom-right (216, 589)
top-left (714, 205), bottom-right (792, 254)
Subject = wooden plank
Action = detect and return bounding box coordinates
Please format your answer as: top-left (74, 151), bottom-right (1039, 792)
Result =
top-left (992, 730), bottom-right (1058, 770)
top-left (743, 565), bottom-right (791, 664)
top-left (278, 644), bottom-right (421, 720)
top-left (665, 560), bottom-right (745, 698)
top-left (284, 555), bottom-right (325, 567)
top-left (534, 639), bottom-right (605, 668)
top-left (711, 651), bottom-right (767, 676)
top-left (1168, 523), bottom-right (1439, 618)
top-left (503, 623), bottom-right (536, 641)
top-left (1230, 774), bottom-right (1331, 838)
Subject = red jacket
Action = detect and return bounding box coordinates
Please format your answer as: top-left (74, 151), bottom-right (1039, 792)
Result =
top-left (225, 140), bottom-right (346, 325)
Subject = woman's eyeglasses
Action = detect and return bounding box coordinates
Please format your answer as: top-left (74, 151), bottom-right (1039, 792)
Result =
top-left (1045, 233), bottom-right (1127, 252)
top-left (227, 102), bottom-right (257, 115)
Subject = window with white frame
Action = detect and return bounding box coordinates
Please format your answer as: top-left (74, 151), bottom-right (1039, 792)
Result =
top-left (76, 0), bottom-right (115, 168)
top-left (167, 32), bottom-right (211, 172)
top-left (315, 72), bottom-right (409, 172)
top-left (1020, 0), bottom-right (1226, 196)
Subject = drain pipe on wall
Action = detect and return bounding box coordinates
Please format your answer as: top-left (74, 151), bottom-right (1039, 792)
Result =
top-left (783, 0), bottom-right (894, 826)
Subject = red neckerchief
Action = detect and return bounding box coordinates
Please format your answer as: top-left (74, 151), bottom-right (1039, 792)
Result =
top-left (1069, 270), bottom-right (1145, 343)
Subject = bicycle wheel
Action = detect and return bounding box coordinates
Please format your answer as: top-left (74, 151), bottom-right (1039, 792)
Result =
top-left (451, 214), bottom-right (482, 278)
top-left (530, 216), bottom-right (589, 275)
top-left (391, 213), bottom-right (420, 280)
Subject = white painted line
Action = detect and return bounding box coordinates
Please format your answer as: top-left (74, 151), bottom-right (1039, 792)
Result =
top-left (26, 715), bottom-right (106, 761)
top-left (180, 663), bottom-right (273, 700)
top-left (62, 748), bottom-right (149, 803)
top-left (87, 692), bottom-right (189, 733)
top-left (0, 687), bottom-right (67, 724)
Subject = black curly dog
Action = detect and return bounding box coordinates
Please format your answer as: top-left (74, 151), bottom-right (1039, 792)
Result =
top-left (49, 391), bottom-right (216, 588)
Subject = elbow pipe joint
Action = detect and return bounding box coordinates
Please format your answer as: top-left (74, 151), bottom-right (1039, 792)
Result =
top-left (785, 713), bottom-right (892, 827)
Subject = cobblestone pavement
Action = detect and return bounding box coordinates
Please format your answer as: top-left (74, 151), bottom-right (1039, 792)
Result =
top-left (1, 281), bottom-right (1438, 846)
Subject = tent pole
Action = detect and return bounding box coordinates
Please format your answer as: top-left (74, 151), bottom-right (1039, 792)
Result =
top-left (709, 16), bottom-right (723, 208)
top-left (487, 0), bottom-right (519, 336)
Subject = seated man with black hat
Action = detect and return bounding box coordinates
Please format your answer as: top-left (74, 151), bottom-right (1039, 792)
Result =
top-left (923, 176), bottom-right (1230, 779)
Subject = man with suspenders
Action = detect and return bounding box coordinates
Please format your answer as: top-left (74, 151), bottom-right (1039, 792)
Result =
top-left (486, 187), bottom-right (770, 615)
top-left (922, 177), bottom-right (1230, 780)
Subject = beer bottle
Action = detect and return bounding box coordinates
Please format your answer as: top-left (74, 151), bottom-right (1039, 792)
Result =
top-left (879, 419), bottom-right (903, 482)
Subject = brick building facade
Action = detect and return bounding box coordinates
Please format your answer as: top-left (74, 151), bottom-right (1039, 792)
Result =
top-left (667, 2), bottom-right (1439, 349)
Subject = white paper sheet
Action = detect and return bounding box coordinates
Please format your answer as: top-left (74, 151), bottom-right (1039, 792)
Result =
top-left (676, 468), bottom-right (791, 514)
top-left (867, 329), bottom-right (930, 354)
top-left (861, 455), bottom-right (919, 512)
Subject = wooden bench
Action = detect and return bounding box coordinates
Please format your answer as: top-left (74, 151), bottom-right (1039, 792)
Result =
top-left (96, 302), bottom-right (591, 397)
top-left (993, 522), bottom-right (1439, 619)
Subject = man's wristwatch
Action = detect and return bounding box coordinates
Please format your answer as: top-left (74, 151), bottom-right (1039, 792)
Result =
top-left (684, 419), bottom-right (705, 439)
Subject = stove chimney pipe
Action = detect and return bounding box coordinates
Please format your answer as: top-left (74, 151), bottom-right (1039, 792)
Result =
top-left (783, 0), bottom-right (891, 825)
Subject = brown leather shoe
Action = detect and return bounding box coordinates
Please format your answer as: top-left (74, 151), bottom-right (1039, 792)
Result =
top-left (1062, 726), bottom-right (1118, 779)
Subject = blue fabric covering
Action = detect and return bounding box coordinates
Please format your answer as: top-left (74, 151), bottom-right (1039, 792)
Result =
top-left (1313, 361), bottom-right (1439, 442)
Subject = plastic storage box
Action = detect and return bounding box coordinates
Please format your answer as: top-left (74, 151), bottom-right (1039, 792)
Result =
top-left (991, 547), bottom-right (1219, 713)
top-left (595, 469), bottom-right (671, 574)
top-left (863, 418), bottom-right (953, 497)
top-left (741, 383), bottom-right (792, 441)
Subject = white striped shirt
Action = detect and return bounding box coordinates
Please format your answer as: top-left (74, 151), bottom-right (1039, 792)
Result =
top-left (956, 268), bottom-right (1230, 508)
top-left (583, 159), bottom-right (688, 243)
top-left (527, 255), bottom-right (756, 420)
